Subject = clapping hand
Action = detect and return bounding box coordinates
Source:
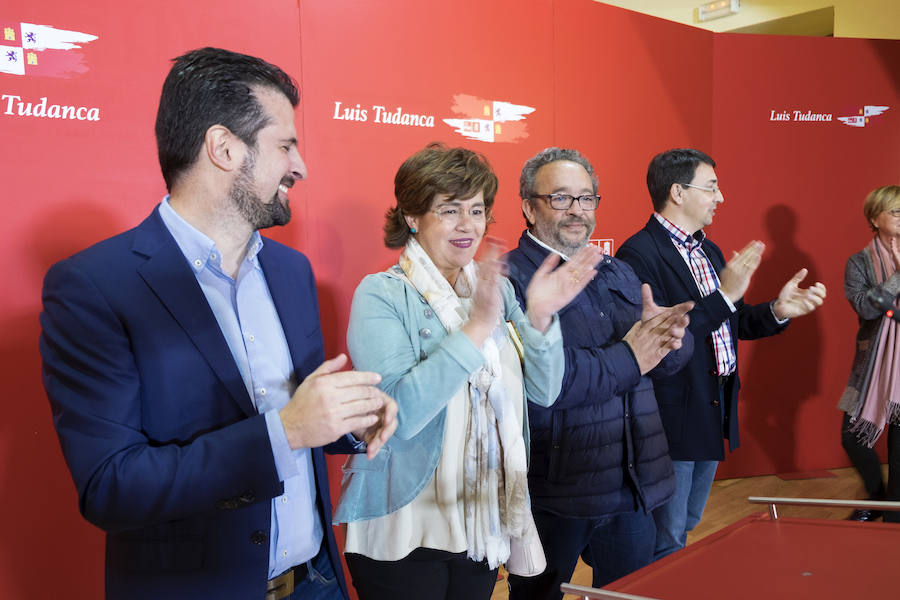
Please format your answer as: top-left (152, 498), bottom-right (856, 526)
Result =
top-left (772, 268), bottom-right (827, 320)
top-left (280, 354), bottom-right (398, 459)
top-left (462, 237), bottom-right (507, 346)
top-left (719, 240), bottom-right (765, 302)
top-left (524, 244), bottom-right (605, 332)
top-left (354, 389), bottom-right (399, 459)
top-left (623, 284), bottom-right (694, 375)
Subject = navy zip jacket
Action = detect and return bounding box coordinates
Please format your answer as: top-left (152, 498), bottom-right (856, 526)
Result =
top-left (505, 231), bottom-right (693, 518)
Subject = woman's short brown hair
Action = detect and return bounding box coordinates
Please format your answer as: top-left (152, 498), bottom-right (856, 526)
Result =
top-left (384, 143), bottom-right (498, 248)
top-left (863, 185), bottom-right (900, 231)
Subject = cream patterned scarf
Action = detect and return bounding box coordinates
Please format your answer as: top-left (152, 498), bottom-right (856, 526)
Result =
top-left (850, 236), bottom-right (900, 447)
top-left (398, 238), bottom-right (534, 569)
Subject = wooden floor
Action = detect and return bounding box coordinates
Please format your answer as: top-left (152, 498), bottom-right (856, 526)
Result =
top-left (490, 466), bottom-right (882, 599)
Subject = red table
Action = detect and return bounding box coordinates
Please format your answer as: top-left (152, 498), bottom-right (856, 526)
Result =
top-left (565, 513), bottom-right (900, 599)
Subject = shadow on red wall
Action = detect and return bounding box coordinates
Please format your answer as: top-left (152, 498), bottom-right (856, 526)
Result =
top-left (738, 204), bottom-right (825, 473)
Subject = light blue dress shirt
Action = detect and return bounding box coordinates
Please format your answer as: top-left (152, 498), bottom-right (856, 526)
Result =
top-left (159, 198), bottom-right (321, 578)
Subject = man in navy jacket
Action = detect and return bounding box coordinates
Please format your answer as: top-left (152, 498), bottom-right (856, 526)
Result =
top-left (39, 48), bottom-right (397, 600)
top-left (505, 148), bottom-right (694, 599)
top-left (617, 148), bottom-right (825, 559)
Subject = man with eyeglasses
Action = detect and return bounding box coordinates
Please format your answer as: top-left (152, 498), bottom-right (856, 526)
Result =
top-left (617, 148), bottom-right (826, 560)
top-left (504, 147), bottom-right (695, 599)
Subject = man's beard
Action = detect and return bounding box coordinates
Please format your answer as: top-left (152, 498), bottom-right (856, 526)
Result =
top-left (532, 215), bottom-right (594, 257)
top-left (230, 151), bottom-right (291, 230)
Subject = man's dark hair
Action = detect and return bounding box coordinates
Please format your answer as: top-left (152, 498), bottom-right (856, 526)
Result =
top-left (155, 47), bottom-right (299, 191)
top-left (519, 147), bottom-right (598, 228)
top-left (646, 148), bottom-right (716, 213)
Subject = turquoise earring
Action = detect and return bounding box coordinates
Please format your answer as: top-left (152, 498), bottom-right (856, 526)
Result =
top-left (410, 227), bottom-right (417, 234)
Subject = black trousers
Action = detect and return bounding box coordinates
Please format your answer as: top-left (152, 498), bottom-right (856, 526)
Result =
top-left (841, 412), bottom-right (900, 522)
top-left (346, 548), bottom-right (498, 600)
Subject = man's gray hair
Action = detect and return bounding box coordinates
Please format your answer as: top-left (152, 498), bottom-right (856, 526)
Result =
top-left (519, 147), bottom-right (599, 200)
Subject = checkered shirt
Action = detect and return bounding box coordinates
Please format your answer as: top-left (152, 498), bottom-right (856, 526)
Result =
top-left (654, 213), bottom-right (737, 375)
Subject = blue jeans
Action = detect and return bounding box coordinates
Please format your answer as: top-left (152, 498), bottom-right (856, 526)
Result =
top-left (288, 542), bottom-right (343, 600)
top-left (652, 459), bottom-right (718, 560)
top-left (508, 508), bottom-right (656, 600)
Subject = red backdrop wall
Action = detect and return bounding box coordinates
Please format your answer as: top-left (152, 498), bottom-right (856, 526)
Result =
top-left (0, 0), bottom-right (897, 596)
top-left (710, 34), bottom-right (900, 477)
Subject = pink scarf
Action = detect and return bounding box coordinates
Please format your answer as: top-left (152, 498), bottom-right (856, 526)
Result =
top-left (851, 236), bottom-right (900, 447)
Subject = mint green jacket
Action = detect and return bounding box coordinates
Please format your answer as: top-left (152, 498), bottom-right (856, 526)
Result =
top-left (333, 266), bottom-right (562, 523)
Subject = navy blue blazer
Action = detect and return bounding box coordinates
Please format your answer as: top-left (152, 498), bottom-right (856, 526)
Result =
top-left (39, 207), bottom-right (349, 599)
top-left (617, 217), bottom-right (787, 461)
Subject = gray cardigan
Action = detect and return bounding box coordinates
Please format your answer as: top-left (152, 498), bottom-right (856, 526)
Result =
top-left (838, 248), bottom-right (900, 415)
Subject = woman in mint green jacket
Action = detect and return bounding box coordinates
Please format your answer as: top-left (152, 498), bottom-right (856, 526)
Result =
top-left (333, 144), bottom-right (602, 600)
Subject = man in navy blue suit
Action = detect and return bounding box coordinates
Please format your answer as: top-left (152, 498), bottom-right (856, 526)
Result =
top-left (617, 148), bottom-right (825, 560)
top-left (39, 47), bottom-right (397, 600)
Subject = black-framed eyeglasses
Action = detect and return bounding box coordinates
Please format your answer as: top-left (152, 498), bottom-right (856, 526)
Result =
top-left (532, 193), bottom-right (601, 210)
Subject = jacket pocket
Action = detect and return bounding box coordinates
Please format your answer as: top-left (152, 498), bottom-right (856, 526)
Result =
top-left (561, 302), bottom-right (614, 348)
top-left (608, 282), bottom-right (641, 305)
top-left (607, 283), bottom-right (642, 339)
top-left (117, 537), bottom-right (204, 572)
top-left (342, 445), bottom-right (391, 473)
top-left (546, 410), bottom-right (566, 482)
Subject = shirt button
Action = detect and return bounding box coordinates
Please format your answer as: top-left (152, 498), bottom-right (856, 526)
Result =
top-left (281, 496), bottom-right (289, 504)
top-left (424, 308), bottom-right (434, 319)
top-left (259, 388), bottom-right (267, 396)
top-left (247, 334), bottom-right (255, 342)
top-left (419, 296), bottom-right (427, 304)
top-left (210, 252), bottom-right (217, 260)
top-left (193, 259), bottom-right (203, 268)
top-left (419, 328), bottom-right (432, 338)
top-left (282, 550), bottom-right (289, 558)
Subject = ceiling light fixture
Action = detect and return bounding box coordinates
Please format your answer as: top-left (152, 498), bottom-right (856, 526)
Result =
top-left (698, 0), bottom-right (740, 22)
